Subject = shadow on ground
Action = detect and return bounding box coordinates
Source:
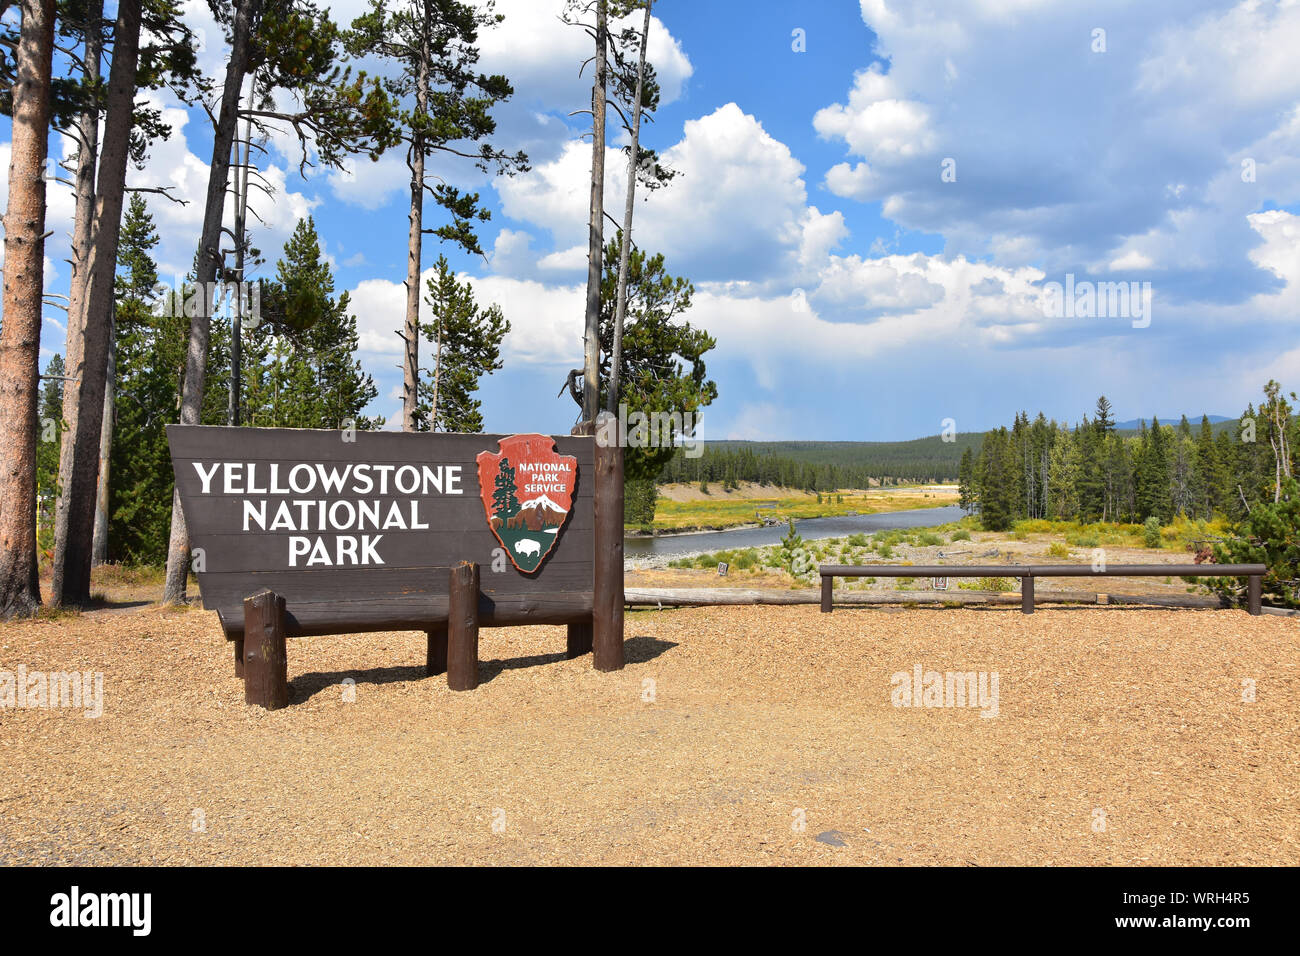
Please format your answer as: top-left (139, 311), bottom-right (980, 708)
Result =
top-left (290, 635), bottom-right (679, 702)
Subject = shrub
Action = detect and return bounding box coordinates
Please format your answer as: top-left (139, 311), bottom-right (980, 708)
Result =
top-left (958, 577), bottom-right (1013, 592)
top-left (1207, 478), bottom-right (1300, 608)
top-left (916, 531), bottom-right (942, 547)
top-left (1014, 519), bottom-right (1055, 534)
top-left (951, 530), bottom-right (971, 541)
top-left (624, 479), bottom-right (658, 525)
top-left (1143, 516), bottom-right (1163, 549)
top-left (1046, 541), bottom-right (1070, 558)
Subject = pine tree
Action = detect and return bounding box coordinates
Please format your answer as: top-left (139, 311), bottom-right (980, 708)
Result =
top-left (596, 238), bottom-right (717, 487)
top-left (1046, 426), bottom-right (1080, 519)
top-left (245, 218), bottom-right (380, 429)
top-left (1094, 395), bottom-right (1116, 434)
top-left (977, 428), bottom-right (1016, 531)
top-left (108, 196), bottom-right (188, 564)
top-left (957, 446), bottom-right (974, 512)
top-left (1075, 415), bottom-right (1104, 520)
top-left (492, 457), bottom-right (519, 517)
top-left (346, 0), bottom-right (526, 431)
top-left (417, 255), bottom-right (508, 433)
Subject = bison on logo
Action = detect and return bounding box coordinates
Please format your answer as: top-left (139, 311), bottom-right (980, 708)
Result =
top-left (476, 435), bottom-right (578, 573)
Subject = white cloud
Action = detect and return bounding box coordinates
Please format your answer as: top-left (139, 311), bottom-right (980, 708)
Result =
top-left (1107, 250), bottom-right (1156, 271)
top-left (537, 244), bottom-right (587, 274)
top-left (813, 64), bottom-right (936, 163)
top-left (347, 266), bottom-right (584, 369)
top-left (326, 153), bottom-right (410, 211)
top-left (1244, 209), bottom-right (1300, 314)
top-left (813, 0), bottom-right (1300, 311)
top-left (474, 0), bottom-right (693, 108)
top-left (499, 103), bottom-right (841, 289)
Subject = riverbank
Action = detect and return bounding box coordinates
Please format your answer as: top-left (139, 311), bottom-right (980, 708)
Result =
top-left (628, 516), bottom-right (1238, 606)
top-left (628, 482), bottom-right (958, 535)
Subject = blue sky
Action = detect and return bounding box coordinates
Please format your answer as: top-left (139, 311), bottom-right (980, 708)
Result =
top-left (6, 0), bottom-right (1300, 440)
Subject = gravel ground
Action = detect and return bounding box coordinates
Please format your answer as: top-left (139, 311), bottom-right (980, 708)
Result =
top-left (1, 603), bottom-right (1296, 865)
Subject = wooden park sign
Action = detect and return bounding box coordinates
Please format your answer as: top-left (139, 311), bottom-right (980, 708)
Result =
top-left (167, 424), bottom-right (624, 708)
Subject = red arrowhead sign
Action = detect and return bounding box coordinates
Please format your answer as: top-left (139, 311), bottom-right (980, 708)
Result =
top-left (476, 434), bottom-right (578, 573)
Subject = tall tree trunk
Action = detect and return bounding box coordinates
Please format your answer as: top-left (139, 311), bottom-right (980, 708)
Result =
top-left (63, 0), bottom-right (103, 560)
top-left (401, 25), bottom-right (430, 433)
top-left (50, 0), bottom-right (142, 607)
top-left (228, 78), bottom-right (254, 427)
top-left (0, 0), bottom-right (56, 619)
top-left (430, 280), bottom-right (442, 429)
top-left (607, 0), bottom-right (651, 415)
top-left (63, 0), bottom-right (104, 402)
top-left (582, 0), bottom-right (608, 424)
top-left (90, 314), bottom-right (114, 565)
top-left (162, 0), bottom-right (264, 604)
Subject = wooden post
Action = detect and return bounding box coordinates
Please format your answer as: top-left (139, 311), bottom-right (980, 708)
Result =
top-left (821, 575), bottom-right (833, 613)
top-left (243, 589), bottom-right (288, 710)
top-left (447, 562), bottom-right (480, 691)
top-left (1248, 574), bottom-right (1261, 616)
top-left (592, 413), bottom-right (625, 672)
top-left (566, 620), bottom-right (593, 658)
top-left (426, 624), bottom-right (448, 676)
top-left (1021, 575), bottom-right (1034, 615)
top-left (233, 637), bottom-right (244, 677)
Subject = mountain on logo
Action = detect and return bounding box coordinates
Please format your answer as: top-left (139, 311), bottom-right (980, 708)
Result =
top-left (506, 495), bottom-right (568, 531)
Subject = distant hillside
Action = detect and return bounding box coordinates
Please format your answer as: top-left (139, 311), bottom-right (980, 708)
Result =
top-left (1113, 415), bottom-right (1232, 431)
top-left (704, 435), bottom-right (983, 475)
top-left (662, 415), bottom-right (1241, 487)
top-left (662, 434), bottom-right (984, 485)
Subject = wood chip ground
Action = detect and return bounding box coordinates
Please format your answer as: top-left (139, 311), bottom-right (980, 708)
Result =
top-left (1, 604), bottom-right (1295, 865)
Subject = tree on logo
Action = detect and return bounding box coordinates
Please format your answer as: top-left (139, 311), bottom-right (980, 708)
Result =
top-left (493, 458), bottom-right (520, 517)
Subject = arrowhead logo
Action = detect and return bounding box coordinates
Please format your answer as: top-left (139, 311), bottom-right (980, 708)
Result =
top-left (476, 434), bottom-right (578, 573)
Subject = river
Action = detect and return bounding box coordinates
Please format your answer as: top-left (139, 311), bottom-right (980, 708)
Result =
top-left (624, 505), bottom-right (968, 559)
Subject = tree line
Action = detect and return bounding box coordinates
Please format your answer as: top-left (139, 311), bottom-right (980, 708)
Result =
top-left (659, 447), bottom-right (922, 492)
top-left (658, 434), bottom-right (985, 491)
top-left (958, 391), bottom-right (1299, 530)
